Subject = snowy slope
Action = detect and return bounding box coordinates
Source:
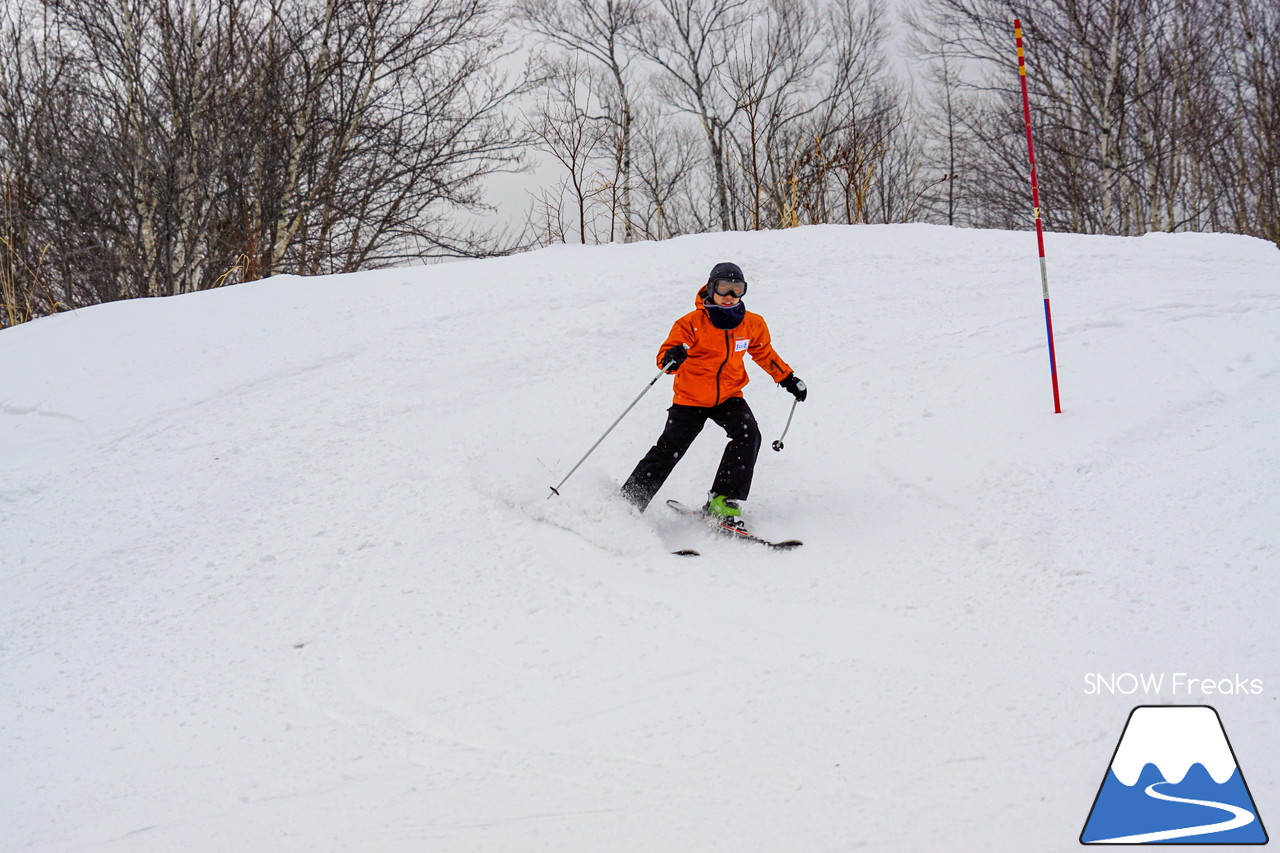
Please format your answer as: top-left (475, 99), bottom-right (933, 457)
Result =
top-left (2, 224), bottom-right (1278, 852)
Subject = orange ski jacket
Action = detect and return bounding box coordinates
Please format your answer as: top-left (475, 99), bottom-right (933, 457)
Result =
top-left (657, 289), bottom-right (794, 407)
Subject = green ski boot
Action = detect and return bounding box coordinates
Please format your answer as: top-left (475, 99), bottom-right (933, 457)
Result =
top-left (702, 494), bottom-right (746, 530)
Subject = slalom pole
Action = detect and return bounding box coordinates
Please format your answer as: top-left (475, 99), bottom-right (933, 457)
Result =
top-left (547, 346), bottom-right (686, 499)
top-left (1014, 18), bottom-right (1063, 414)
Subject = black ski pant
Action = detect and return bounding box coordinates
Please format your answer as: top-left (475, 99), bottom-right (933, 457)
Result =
top-left (621, 396), bottom-right (762, 512)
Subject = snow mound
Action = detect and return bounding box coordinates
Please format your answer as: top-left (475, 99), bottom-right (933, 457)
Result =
top-left (2, 224), bottom-right (1278, 851)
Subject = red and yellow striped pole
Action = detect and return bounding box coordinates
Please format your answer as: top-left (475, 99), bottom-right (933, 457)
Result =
top-left (1014, 18), bottom-right (1062, 414)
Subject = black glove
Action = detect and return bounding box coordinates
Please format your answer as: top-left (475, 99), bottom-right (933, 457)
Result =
top-left (662, 345), bottom-right (688, 373)
top-left (780, 373), bottom-right (807, 401)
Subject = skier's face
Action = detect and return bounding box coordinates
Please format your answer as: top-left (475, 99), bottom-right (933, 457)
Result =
top-left (710, 278), bottom-right (745, 306)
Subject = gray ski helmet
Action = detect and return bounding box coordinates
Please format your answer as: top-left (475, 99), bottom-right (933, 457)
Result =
top-left (707, 262), bottom-right (747, 295)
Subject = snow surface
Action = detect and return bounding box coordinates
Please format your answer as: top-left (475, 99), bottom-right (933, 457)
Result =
top-left (2, 224), bottom-right (1278, 851)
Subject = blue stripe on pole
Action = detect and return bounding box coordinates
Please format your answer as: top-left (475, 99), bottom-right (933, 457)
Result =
top-left (1043, 299), bottom-right (1057, 375)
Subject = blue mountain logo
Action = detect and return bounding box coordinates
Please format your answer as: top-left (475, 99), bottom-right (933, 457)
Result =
top-left (1081, 706), bottom-right (1267, 844)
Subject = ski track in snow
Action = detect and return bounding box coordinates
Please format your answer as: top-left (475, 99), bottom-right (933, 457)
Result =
top-left (1, 225), bottom-right (1278, 852)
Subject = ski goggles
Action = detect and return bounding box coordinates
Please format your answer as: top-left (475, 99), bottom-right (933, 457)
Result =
top-left (711, 279), bottom-right (747, 298)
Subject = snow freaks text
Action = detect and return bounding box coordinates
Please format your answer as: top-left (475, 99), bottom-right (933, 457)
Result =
top-left (1084, 673), bottom-right (1264, 697)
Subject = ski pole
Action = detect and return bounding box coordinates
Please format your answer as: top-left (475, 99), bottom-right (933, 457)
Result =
top-left (548, 346), bottom-right (686, 498)
top-left (771, 398), bottom-right (798, 452)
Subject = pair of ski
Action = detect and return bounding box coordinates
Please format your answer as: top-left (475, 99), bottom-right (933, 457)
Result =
top-left (665, 499), bottom-right (803, 555)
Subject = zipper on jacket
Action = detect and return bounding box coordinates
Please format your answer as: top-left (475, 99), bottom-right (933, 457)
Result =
top-left (713, 330), bottom-right (731, 406)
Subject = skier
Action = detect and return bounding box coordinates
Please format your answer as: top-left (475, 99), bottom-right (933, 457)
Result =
top-left (620, 262), bottom-right (806, 528)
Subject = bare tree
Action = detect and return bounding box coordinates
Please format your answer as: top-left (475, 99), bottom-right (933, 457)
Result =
top-left (524, 60), bottom-right (614, 243)
top-left (909, 0), bottom-right (1279, 245)
top-left (800, 0), bottom-right (914, 225)
top-left (723, 0), bottom-right (824, 229)
top-left (0, 0), bottom-right (530, 323)
top-left (634, 0), bottom-right (752, 231)
top-left (909, 35), bottom-right (971, 226)
top-left (222, 0), bottom-right (530, 275)
top-left (1, 4), bottom-right (73, 325)
top-left (514, 0), bottom-right (645, 240)
top-left (1221, 0), bottom-right (1279, 245)
top-left (721, 0), bottom-right (913, 228)
top-left (629, 102), bottom-right (704, 238)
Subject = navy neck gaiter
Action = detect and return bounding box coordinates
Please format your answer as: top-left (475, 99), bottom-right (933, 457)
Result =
top-left (705, 300), bottom-right (746, 330)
